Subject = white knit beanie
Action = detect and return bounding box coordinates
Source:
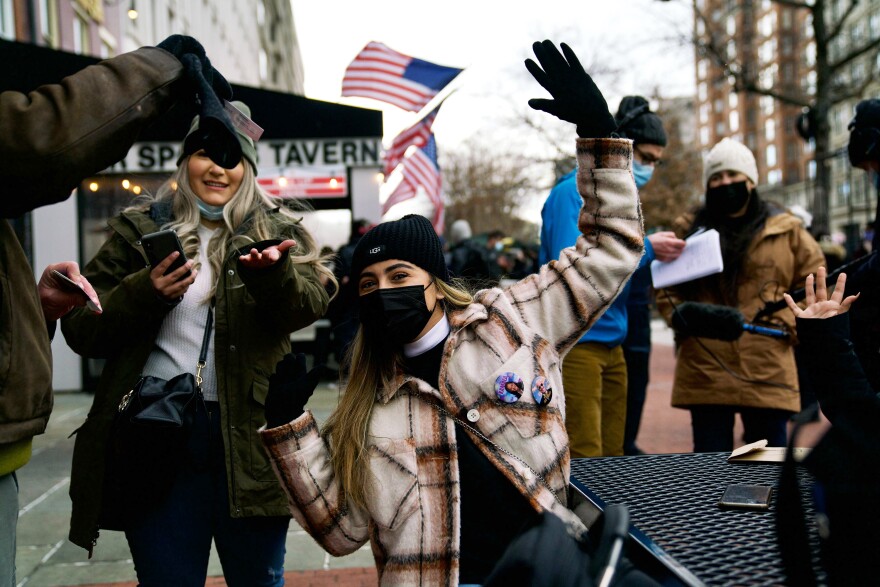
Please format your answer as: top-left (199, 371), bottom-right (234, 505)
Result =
top-left (703, 138), bottom-right (759, 187)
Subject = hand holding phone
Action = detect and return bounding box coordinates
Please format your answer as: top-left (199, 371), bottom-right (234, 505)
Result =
top-left (142, 230), bottom-right (196, 301)
top-left (51, 270), bottom-right (102, 313)
top-left (141, 230), bottom-right (192, 278)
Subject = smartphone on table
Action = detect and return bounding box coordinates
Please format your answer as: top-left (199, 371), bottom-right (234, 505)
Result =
top-left (717, 484), bottom-right (773, 510)
top-left (51, 270), bottom-right (101, 313)
top-left (141, 230), bottom-right (191, 279)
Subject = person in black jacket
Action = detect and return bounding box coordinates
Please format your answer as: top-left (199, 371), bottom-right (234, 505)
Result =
top-left (784, 266), bottom-right (879, 585)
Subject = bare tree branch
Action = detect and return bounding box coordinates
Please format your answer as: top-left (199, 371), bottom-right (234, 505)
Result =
top-left (826, 0), bottom-right (861, 42)
top-left (829, 49), bottom-right (880, 103)
top-left (732, 77), bottom-right (812, 108)
top-left (829, 35), bottom-right (880, 71)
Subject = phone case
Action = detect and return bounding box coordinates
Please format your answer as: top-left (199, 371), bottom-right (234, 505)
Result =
top-left (141, 230), bottom-right (191, 277)
top-left (718, 484), bottom-right (772, 510)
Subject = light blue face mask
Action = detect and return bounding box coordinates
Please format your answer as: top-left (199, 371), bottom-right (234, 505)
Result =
top-left (633, 160), bottom-right (654, 189)
top-left (197, 200), bottom-right (226, 221)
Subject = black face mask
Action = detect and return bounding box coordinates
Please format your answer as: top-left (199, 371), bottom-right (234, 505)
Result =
top-left (359, 284), bottom-right (437, 346)
top-left (705, 180), bottom-right (751, 217)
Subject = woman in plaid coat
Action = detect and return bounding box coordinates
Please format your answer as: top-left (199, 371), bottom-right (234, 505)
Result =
top-left (260, 41), bottom-right (645, 585)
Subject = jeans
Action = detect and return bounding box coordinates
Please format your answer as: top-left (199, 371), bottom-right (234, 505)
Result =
top-left (689, 405), bottom-right (790, 453)
top-left (125, 402), bottom-right (289, 586)
top-left (0, 472), bottom-right (18, 587)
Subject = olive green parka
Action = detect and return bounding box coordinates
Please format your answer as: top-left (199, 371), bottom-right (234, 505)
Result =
top-left (61, 203), bottom-right (328, 554)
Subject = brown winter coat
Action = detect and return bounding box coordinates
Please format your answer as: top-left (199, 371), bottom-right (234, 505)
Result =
top-left (0, 47), bottom-right (184, 450)
top-left (260, 138), bottom-right (645, 586)
top-left (657, 209), bottom-right (824, 411)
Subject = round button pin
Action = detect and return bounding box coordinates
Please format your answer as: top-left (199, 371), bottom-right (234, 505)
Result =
top-left (495, 372), bottom-right (524, 404)
top-left (531, 376), bottom-right (553, 406)
top-left (466, 409), bottom-right (480, 422)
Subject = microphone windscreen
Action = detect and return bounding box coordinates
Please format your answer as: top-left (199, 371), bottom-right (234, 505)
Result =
top-left (671, 302), bottom-right (744, 341)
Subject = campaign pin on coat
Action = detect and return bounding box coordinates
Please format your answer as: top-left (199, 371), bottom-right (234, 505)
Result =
top-left (495, 372), bottom-right (524, 404)
top-left (531, 376), bottom-right (552, 406)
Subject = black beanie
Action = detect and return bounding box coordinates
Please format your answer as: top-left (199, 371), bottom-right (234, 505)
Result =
top-left (350, 214), bottom-right (449, 281)
top-left (848, 99), bottom-right (880, 166)
top-left (614, 96), bottom-right (667, 147)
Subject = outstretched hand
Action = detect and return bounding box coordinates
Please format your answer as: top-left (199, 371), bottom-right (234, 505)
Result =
top-left (265, 353), bottom-right (324, 429)
top-left (239, 239), bottom-right (296, 270)
top-left (525, 40), bottom-right (616, 139)
top-left (784, 266), bottom-right (859, 319)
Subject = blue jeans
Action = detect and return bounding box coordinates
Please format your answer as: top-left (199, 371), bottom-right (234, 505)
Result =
top-left (125, 402), bottom-right (289, 586)
top-left (690, 405), bottom-right (790, 453)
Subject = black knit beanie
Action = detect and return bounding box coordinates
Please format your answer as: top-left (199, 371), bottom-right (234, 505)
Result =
top-left (848, 99), bottom-right (880, 166)
top-left (350, 214), bottom-right (449, 281)
top-left (614, 96), bottom-right (667, 147)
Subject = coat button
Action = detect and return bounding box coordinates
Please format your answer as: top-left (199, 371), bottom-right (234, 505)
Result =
top-left (495, 372), bottom-right (524, 404)
top-left (229, 345), bottom-right (237, 352)
top-left (466, 409), bottom-right (480, 422)
top-left (227, 269), bottom-right (235, 276)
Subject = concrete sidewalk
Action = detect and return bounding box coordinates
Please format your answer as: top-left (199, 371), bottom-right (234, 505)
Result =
top-left (15, 319), bottom-right (830, 586)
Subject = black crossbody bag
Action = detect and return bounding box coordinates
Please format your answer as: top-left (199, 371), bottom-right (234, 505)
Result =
top-left (105, 304), bottom-right (214, 522)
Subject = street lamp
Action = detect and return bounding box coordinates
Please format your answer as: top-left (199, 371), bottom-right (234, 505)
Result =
top-left (127, 1), bottom-right (138, 20)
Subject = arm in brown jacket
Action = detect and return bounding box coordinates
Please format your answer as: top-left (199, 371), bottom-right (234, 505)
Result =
top-left (0, 46), bottom-right (184, 217)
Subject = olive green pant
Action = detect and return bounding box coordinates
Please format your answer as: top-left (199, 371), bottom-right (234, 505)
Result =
top-left (563, 342), bottom-right (628, 458)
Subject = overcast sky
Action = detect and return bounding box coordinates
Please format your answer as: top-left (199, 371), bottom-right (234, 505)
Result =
top-left (290, 0), bottom-right (696, 149)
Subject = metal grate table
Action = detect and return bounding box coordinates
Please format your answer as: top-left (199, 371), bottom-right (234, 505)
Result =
top-left (570, 452), bottom-right (825, 587)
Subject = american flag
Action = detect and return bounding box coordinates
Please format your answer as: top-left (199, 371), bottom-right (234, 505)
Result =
top-left (342, 42), bottom-right (462, 112)
top-left (382, 135), bottom-right (445, 233)
top-left (384, 107), bottom-right (439, 176)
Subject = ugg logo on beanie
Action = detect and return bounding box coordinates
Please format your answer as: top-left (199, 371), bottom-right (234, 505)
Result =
top-left (369, 246), bottom-right (384, 255)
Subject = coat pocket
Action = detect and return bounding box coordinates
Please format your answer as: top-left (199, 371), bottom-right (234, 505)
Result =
top-left (366, 437), bottom-right (420, 530)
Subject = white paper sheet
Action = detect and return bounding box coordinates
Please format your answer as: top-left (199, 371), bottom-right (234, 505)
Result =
top-left (650, 228), bottom-right (724, 289)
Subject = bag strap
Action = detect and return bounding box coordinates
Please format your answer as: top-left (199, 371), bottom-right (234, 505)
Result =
top-left (195, 303), bottom-right (215, 390)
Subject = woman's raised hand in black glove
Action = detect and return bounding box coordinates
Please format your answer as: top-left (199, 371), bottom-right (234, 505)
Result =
top-left (525, 40), bottom-right (617, 139)
top-left (265, 353), bottom-right (324, 429)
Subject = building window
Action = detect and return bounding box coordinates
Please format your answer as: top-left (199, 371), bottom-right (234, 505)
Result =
top-left (765, 118), bottom-right (776, 141)
top-left (760, 96), bottom-right (775, 116)
top-left (871, 11), bottom-right (880, 37)
top-left (697, 59), bottom-right (708, 80)
top-left (767, 144), bottom-right (777, 167)
top-left (0, 0), bottom-right (13, 40)
top-left (72, 11), bottom-right (90, 54)
top-left (259, 49), bottom-right (268, 81)
top-left (700, 126), bottom-right (710, 146)
top-left (781, 8), bottom-right (792, 29)
top-left (700, 103), bottom-right (710, 124)
top-left (730, 110), bottom-right (740, 132)
top-left (40, 0), bottom-right (59, 47)
top-left (729, 92), bottom-right (738, 108)
top-left (768, 169), bottom-right (782, 185)
top-left (714, 98), bottom-right (724, 113)
top-left (716, 121), bottom-right (726, 135)
top-left (698, 82), bottom-right (708, 101)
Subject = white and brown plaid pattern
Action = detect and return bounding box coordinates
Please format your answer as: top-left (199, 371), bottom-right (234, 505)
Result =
top-left (261, 137), bottom-right (644, 585)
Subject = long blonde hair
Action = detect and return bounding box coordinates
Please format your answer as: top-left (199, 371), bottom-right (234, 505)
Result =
top-left (321, 276), bottom-right (474, 509)
top-left (126, 160), bottom-right (337, 300)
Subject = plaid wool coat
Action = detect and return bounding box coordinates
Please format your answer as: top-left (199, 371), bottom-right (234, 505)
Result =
top-left (261, 138), bottom-right (645, 585)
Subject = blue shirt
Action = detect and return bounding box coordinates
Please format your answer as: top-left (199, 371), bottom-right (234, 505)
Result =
top-left (540, 170), bottom-right (654, 347)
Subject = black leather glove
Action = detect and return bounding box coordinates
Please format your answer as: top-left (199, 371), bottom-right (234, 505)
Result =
top-left (157, 35), bottom-right (241, 169)
top-left (525, 40), bottom-right (617, 139)
top-left (265, 353), bottom-right (323, 429)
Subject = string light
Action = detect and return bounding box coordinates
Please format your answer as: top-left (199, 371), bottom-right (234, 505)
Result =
top-left (121, 179), bottom-right (131, 190)
top-left (127, 0), bottom-right (138, 19)
top-left (277, 177), bottom-right (288, 187)
top-left (132, 185), bottom-right (142, 195)
top-left (88, 182), bottom-right (99, 192)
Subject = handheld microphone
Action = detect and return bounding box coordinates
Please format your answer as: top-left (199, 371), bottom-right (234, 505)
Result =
top-left (672, 302), bottom-right (789, 341)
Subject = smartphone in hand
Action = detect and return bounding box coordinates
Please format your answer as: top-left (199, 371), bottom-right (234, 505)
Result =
top-left (141, 230), bottom-right (192, 279)
top-left (51, 270), bottom-right (101, 313)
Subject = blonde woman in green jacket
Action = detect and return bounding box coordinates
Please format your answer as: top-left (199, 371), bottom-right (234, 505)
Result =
top-left (61, 102), bottom-right (332, 585)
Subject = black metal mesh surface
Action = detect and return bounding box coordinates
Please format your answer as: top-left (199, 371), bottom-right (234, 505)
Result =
top-left (570, 453), bottom-right (826, 586)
